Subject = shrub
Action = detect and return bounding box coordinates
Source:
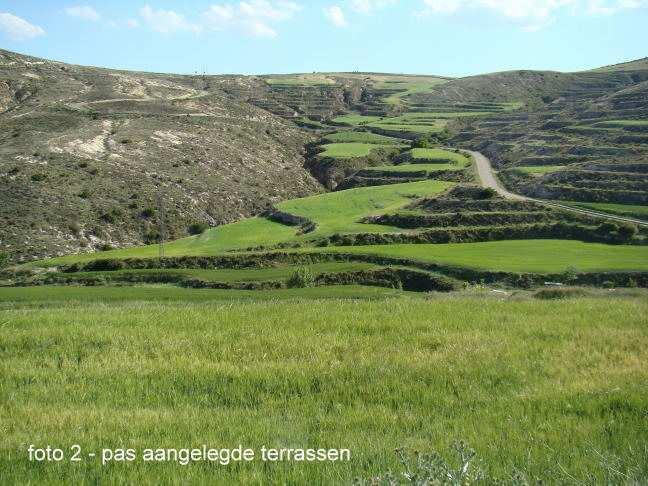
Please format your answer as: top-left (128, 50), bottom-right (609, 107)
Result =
top-left (286, 267), bottom-right (316, 288)
top-left (30, 173), bottom-right (47, 182)
top-left (477, 187), bottom-right (498, 199)
top-left (411, 137), bottom-right (431, 149)
top-left (0, 252), bottom-right (8, 269)
top-left (598, 222), bottom-right (619, 234)
top-left (187, 222), bottom-right (210, 235)
top-left (68, 222), bottom-right (81, 236)
top-left (141, 207), bottom-right (155, 219)
top-left (99, 243), bottom-right (114, 251)
top-left (617, 223), bottom-right (638, 240)
top-left (144, 229), bottom-right (160, 244)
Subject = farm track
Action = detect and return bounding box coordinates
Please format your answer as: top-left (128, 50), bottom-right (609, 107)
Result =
top-left (466, 149), bottom-right (648, 227)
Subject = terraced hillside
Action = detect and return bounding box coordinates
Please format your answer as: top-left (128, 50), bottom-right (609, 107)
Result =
top-left (2, 48), bottom-right (647, 266)
top-left (451, 59), bottom-right (648, 217)
top-left (0, 49), bottom-right (322, 262)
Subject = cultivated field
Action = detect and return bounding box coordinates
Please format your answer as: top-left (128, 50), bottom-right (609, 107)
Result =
top-left (2, 290), bottom-right (647, 484)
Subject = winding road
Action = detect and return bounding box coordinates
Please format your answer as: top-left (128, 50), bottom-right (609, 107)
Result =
top-left (465, 149), bottom-right (648, 227)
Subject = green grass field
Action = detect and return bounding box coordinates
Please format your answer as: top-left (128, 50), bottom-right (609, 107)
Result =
top-left (67, 262), bottom-right (380, 283)
top-left (366, 163), bottom-right (462, 173)
top-left (563, 201), bottom-right (648, 221)
top-left (331, 114), bottom-right (383, 126)
top-left (2, 293), bottom-right (647, 483)
top-left (593, 119), bottom-right (648, 127)
top-left (266, 75), bottom-right (336, 86)
top-left (278, 180), bottom-right (452, 236)
top-left (331, 114), bottom-right (448, 134)
top-left (409, 148), bottom-right (471, 166)
top-left (368, 120), bottom-right (447, 134)
top-left (322, 131), bottom-right (405, 145)
top-left (316, 239), bottom-right (648, 273)
top-left (38, 180), bottom-right (452, 267)
top-left (378, 79), bottom-right (447, 105)
top-left (318, 142), bottom-right (393, 158)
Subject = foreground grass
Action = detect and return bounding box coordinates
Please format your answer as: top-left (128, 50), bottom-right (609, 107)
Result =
top-left (0, 285), bottom-right (409, 309)
top-left (1, 295), bottom-right (647, 483)
top-left (316, 240), bottom-right (648, 273)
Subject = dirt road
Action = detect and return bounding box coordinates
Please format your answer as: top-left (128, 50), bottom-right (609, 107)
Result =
top-left (464, 149), bottom-right (648, 227)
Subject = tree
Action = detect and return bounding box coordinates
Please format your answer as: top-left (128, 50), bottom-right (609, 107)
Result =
top-left (411, 137), bottom-right (431, 149)
top-left (187, 222), bottom-right (209, 235)
top-left (617, 222), bottom-right (639, 241)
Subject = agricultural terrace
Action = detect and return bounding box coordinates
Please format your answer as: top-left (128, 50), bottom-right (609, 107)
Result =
top-left (318, 143), bottom-right (395, 158)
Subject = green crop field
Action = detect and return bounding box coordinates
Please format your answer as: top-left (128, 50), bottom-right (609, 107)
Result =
top-left (266, 75), bottom-right (336, 86)
top-left (409, 148), bottom-right (472, 166)
top-left (66, 262), bottom-right (380, 284)
top-left (367, 162), bottom-right (463, 173)
top-left (2, 293), bottom-right (647, 484)
top-left (278, 180), bottom-right (452, 236)
top-left (594, 119), bottom-right (648, 127)
top-left (331, 114), bottom-right (383, 126)
top-left (378, 79), bottom-right (447, 105)
top-left (316, 240), bottom-right (648, 273)
top-left (368, 121), bottom-right (447, 134)
top-left (322, 131), bottom-right (405, 145)
top-left (38, 180), bottom-right (452, 267)
top-left (563, 201), bottom-right (648, 221)
top-left (318, 142), bottom-right (392, 158)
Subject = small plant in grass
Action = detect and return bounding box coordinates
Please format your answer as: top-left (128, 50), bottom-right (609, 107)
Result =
top-left (354, 442), bottom-right (496, 485)
top-left (287, 267), bottom-right (316, 288)
top-left (141, 207), bottom-right (155, 219)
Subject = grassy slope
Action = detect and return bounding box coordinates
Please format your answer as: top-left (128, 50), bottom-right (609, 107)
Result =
top-left (2, 296), bottom-right (647, 483)
top-left (316, 240), bottom-right (648, 273)
top-left (278, 180), bottom-right (452, 236)
top-left (39, 180), bottom-right (452, 266)
top-left (319, 143), bottom-right (391, 158)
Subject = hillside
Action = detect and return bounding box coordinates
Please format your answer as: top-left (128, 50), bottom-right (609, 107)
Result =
top-left (0, 49), bottom-right (323, 261)
top-left (2, 49), bottom-right (647, 263)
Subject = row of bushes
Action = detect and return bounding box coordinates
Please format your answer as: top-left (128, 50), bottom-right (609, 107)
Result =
top-left (311, 222), bottom-right (643, 247)
top-left (23, 266), bottom-right (460, 293)
top-left (412, 197), bottom-right (543, 213)
top-left (363, 211), bottom-right (560, 229)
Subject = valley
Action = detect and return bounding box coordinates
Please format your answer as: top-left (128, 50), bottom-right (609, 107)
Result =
top-left (1, 47), bottom-right (647, 485)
